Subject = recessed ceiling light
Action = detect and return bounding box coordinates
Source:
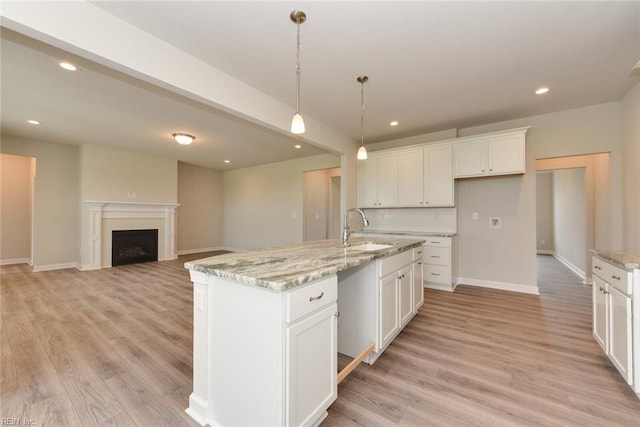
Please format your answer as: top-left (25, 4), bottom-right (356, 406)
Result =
top-left (59, 61), bottom-right (77, 71)
top-left (294, 144), bottom-right (302, 149)
top-left (224, 160), bottom-right (231, 164)
top-left (535, 87), bottom-right (550, 95)
top-left (27, 119), bottom-right (40, 125)
top-left (172, 133), bottom-right (195, 145)
top-left (390, 121), bottom-right (399, 127)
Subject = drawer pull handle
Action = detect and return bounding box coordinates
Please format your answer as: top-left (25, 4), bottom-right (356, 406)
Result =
top-left (431, 272), bottom-right (440, 276)
top-left (431, 255), bottom-right (440, 259)
top-left (417, 262), bottom-right (422, 265)
top-left (430, 241), bottom-right (440, 244)
top-left (611, 275), bottom-right (621, 281)
top-left (309, 292), bottom-right (324, 302)
top-left (594, 266), bottom-right (601, 270)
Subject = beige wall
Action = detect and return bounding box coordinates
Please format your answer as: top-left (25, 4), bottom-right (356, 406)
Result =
top-left (0, 153), bottom-right (34, 263)
top-left (553, 168), bottom-right (587, 278)
top-left (622, 82), bottom-right (640, 252)
top-left (0, 136), bottom-right (79, 269)
top-left (536, 171), bottom-right (554, 253)
top-left (177, 162), bottom-right (223, 253)
top-left (223, 154), bottom-right (341, 250)
top-left (80, 144), bottom-right (177, 203)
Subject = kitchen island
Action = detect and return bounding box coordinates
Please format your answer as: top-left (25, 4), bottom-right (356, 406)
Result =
top-left (184, 237), bottom-right (424, 427)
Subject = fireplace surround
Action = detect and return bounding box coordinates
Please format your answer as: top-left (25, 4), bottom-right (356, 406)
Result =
top-left (81, 201), bottom-right (178, 270)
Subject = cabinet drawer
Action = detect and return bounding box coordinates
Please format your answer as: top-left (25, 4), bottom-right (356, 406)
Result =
top-left (286, 277), bottom-right (337, 323)
top-left (423, 237), bottom-right (451, 248)
top-left (592, 256), bottom-right (632, 295)
top-left (413, 247), bottom-right (423, 261)
top-left (423, 247), bottom-right (450, 266)
top-left (380, 250), bottom-right (413, 278)
top-left (424, 265), bottom-right (451, 285)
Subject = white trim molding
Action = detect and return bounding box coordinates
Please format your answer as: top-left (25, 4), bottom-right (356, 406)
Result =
top-left (80, 201), bottom-right (179, 270)
top-left (457, 277), bottom-right (540, 295)
top-left (0, 258), bottom-right (31, 266)
top-left (552, 252), bottom-right (586, 281)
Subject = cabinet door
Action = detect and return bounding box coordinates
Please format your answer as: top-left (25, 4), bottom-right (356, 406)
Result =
top-left (424, 145), bottom-right (454, 206)
top-left (592, 276), bottom-right (608, 352)
top-left (487, 134), bottom-right (525, 175)
top-left (379, 274), bottom-right (399, 349)
top-left (607, 285), bottom-right (633, 384)
top-left (358, 157), bottom-right (378, 208)
top-left (453, 138), bottom-right (486, 178)
top-left (286, 303), bottom-right (338, 427)
top-left (399, 266), bottom-right (413, 327)
top-left (413, 258), bottom-right (424, 312)
top-left (398, 149), bottom-right (424, 207)
top-left (376, 153), bottom-right (398, 207)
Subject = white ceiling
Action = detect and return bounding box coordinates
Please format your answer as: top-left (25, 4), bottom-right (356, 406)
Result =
top-left (2, 1), bottom-right (639, 170)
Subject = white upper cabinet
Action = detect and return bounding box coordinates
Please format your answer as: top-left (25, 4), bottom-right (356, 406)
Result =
top-left (453, 128), bottom-right (528, 178)
top-left (358, 152), bottom-right (398, 208)
top-left (397, 143), bottom-right (454, 207)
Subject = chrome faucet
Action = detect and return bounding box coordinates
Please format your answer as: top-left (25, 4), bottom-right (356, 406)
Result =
top-left (342, 208), bottom-right (370, 245)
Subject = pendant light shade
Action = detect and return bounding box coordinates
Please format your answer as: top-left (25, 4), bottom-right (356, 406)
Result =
top-left (290, 10), bottom-right (306, 134)
top-left (357, 75), bottom-right (369, 160)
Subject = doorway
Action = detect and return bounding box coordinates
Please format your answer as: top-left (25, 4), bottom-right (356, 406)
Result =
top-left (0, 153), bottom-right (36, 266)
top-left (303, 167), bottom-right (341, 241)
top-left (535, 153), bottom-right (610, 284)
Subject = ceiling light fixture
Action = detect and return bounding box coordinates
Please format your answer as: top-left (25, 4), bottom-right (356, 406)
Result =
top-left (290, 10), bottom-right (306, 135)
top-left (357, 75), bottom-right (369, 160)
top-left (172, 133), bottom-right (195, 145)
top-left (535, 87), bottom-right (550, 95)
top-left (59, 61), bottom-right (77, 71)
top-left (27, 119), bottom-right (40, 125)
top-left (224, 160), bottom-right (231, 164)
top-left (390, 120), bottom-right (399, 127)
top-left (294, 144), bottom-right (302, 149)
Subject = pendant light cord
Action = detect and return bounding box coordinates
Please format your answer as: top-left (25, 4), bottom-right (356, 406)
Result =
top-left (295, 19), bottom-right (301, 113)
top-left (360, 80), bottom-right (365, 148)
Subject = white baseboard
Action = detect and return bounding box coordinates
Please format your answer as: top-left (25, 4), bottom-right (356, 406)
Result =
top-left (177, 247), bottom-right (232, 256)
top-left (457, 276), bottom-right (540, 295)
top-left (32, 262), bottom-right (78, 272)
top-left (552, 252), bottom-right (586, 280)
top-left (0, 257), bottom-right (31, 266)
top-left (537, 249), bottom-right (554, 255)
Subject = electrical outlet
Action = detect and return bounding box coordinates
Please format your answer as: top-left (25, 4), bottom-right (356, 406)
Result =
top-left (472, 212), bottom-right (478, 220)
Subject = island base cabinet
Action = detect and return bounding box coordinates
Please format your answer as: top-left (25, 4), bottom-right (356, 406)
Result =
top-left (608, 285), bottom-right (633, 384)
top-left (286, 303), bottom-right (338, 427)
top-left (592, 276), bottom-right (608, 352)
top-left (186, 271), bottom-right (338, 427)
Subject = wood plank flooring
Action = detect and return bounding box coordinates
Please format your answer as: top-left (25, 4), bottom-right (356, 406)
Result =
top-left (1, 254), bottom-right (639, 426)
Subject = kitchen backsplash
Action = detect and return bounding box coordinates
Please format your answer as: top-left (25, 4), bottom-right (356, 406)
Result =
top-left (361, 208), bottom-right (457, 233)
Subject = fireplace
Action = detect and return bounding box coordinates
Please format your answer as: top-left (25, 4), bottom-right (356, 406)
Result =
top-left (112, 229), bottom-right (158, 266)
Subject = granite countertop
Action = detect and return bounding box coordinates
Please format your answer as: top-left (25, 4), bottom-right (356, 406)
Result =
top-left (591, 250), bottom-right (640, 270)
top-left (185, 237), bottom-right (424, 292)
top-left (355, 229), bottom-right (456, 238)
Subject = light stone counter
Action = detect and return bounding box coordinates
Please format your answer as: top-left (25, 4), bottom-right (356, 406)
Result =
top-left (591, 249), bottom-right (640, 270)
top-left (185, 237), bottom-right (424, 292)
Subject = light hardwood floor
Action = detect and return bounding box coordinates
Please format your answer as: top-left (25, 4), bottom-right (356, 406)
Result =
top-left (1, 254), bottom-right (639, 426)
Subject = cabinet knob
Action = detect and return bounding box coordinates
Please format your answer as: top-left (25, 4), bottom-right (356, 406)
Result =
top-left (599, 287), bottom-right (604, 292)
top-left (489, 168), bottom-right (493, 172)
top-left (335, 311), bottom-right (340, 318)
top-left (594, 265), bottom-right (602, 270)
top-left (604, 290), bottom-right (609, 295)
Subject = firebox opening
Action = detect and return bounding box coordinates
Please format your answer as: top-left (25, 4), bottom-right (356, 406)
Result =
top-left (112, 229), bottom-right (158, 266)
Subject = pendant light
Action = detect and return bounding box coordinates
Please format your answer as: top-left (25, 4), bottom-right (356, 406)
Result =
top-left (290, 10), bottom-right (306, 134)
top-left (357, 76), bottom-right (369, 160)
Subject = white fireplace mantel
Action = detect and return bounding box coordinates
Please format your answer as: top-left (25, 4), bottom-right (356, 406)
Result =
top-left (81, 200), bottom-right (179, 270)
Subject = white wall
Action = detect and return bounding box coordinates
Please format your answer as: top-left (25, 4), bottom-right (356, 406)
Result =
top-left (536, 171), bottom-right (554, 253)
top-left (553, 168), bottom-right (587, 278)
top-left (0, 153), bottom-right (34, 263)
top-left (177, 162), bottom-right (224, 254)
top-left (223, 154), bottom-right (341, 250)
top-left (0, 136), bottom-right (79, 269)
top-left (622, 82), bottom-right (640, 252)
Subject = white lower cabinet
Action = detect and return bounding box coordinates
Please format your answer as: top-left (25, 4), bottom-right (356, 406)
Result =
top-left (592, 256), bottom-right (636, 391)
top-left (422, 236), bottom-right (457, 292)
top-left (286, 302), bottom-right (338, 427)
top-left (338, 248), bottom-right (420, 365)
